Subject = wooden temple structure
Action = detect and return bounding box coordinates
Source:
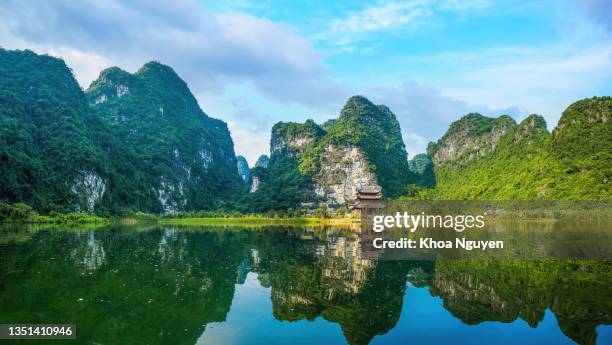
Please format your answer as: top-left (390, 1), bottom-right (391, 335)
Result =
top-left (351, 186), bottom-right (384, 216)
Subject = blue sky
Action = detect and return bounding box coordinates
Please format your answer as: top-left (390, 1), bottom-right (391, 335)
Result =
top-left (1, 0), bottom-right (610, 164)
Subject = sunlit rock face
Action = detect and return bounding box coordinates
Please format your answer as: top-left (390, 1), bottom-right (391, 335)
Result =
top-left (71, 171), bottom-right (106, 212)
top-left (249, 174), bottom-right (260, 193)
top-left (270, 119), bottom-right (323, 157)
top-left (315, 145), bottom-right (378, 205)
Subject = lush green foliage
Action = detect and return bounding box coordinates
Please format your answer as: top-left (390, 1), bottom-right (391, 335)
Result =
top-left (418, 98), bottom-right (611, 200)
top-left (240, 156), bottom-right (314, 212)
top-left (0, 202), bottom-right (106, 224)
top-left (251, 96), bottom-right (416, 211)
top-left (0, 49), bottom-right (107, 212)
top-left (408, 153), bottom-right (435, 188)
top-left (303, 96), bottom-right (415, 197)
top-left (236, 155), bottom-right (250, 182)
top-left (254, 154), bottom-right (270, 168)
top-left (0, 49), bottom-right (243, 215)
top-left (87, 62), bottom-right (244, 213)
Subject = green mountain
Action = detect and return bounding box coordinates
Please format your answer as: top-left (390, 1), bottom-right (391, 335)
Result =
top-left (86, 62), bottom-right (243, 213)
top-left (244, 96), bottom-right (415, 211)
top-left (0, 49), bottom-right (108, 212)
top-left (0, 49), bottom-right (243, 214)
top-left (421, 97), bottom-right (611, 200)
top-left (408, 153), bottom-right (435, 188)
top-left (236, 156), bottom-right (250, 182)
top-left (254, 154), bottom-right (270, 168)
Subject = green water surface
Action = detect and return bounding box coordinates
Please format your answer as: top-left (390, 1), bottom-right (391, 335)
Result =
top-left (0, 225), bottom-right (610, 345)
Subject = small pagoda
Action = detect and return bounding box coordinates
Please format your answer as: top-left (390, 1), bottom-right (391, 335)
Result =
top-left (352, 185), bottom-right (384, 216)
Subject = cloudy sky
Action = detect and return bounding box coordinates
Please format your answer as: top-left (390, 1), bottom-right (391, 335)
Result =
top-left (1, 0), bottom-right (611, 164)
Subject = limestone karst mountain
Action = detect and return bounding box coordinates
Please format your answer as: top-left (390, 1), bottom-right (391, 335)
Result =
top-left (0, 49), bottom-right (108, 212)
top-left (423, 97), bottom-right (611, 199)
top-left (246, 96), bottom-right (416, 211)
top-left (236, 156), bottom-right (250, 182)
top-left (86, 61), bottom-right (243, 213)
top-left (0, 48), bottom-right (243, 214)
top-left (254, 154), bottom-right (270, 168)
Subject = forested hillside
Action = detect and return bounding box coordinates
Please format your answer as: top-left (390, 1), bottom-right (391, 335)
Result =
top-left (0, 48), bottom-right (609, 216)
top-left (0, 49), bottom-right (243, 214)
top-left (419, 97), bottom-right (611, 200)
top-left (242, 96), bottom-right (416, 212)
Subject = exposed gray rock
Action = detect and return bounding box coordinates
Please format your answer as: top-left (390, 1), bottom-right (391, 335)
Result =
top-left (71, 171), bottom-right (106, 212)
top-left (314, 145), bottom-right (378, 205)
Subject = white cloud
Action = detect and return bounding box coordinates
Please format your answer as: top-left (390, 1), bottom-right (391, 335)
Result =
top-left (318, 0), bottom-right (494, 47)
top-left (0, 0), bottom-right (345, 108)
top-left (436, 45), bottom-right (612, 128)
top-left (330, 1), bottom-right (429, 35)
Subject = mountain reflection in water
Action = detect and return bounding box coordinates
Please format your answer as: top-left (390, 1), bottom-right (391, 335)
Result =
top-left (0, 225), bottom-right (610, 345)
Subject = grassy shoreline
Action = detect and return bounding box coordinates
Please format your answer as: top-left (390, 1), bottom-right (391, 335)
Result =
top-left (158, 216), bottom-right (358, 227)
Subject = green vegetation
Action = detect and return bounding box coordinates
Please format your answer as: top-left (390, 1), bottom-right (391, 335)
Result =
top-left (431, 259), bottom-right (611, 345)
top-left (254, 154), bottom-right (270, 168)
top-left (0, 202), bottom-right (107, 224)
top-left (300, 96), bottom-right (415, 197)
top-left (416, 97), bottom-right (611, 200)
top-left (87, 61), bottom-right (244, 213)
top-left (236, 155), bottom-right (250, 182)
top-left (0, 48), bottom-right (609, 217)
top-left (408, 153), bottom-right (435, 188)
top-left (248, 96), bottom-right (416, 212)
top-left (0, 49), bottom-right (243, 216)
top-left (0, 49), bottom-right (107, 213)
top-left (159, 217), bottom-right (322, 227)
top-left (240, 155), bottom-right (315, 212)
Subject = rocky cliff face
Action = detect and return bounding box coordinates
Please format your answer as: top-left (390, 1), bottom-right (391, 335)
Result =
top-left (270, 119), bottom-right (324, 157)
top-left (314, 145), bottom-right (378, 204)
top-left (71, 171), bottom-right (107, 212)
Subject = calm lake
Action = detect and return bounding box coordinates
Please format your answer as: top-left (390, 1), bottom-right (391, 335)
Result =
top-left (0, 224), bottom-right (610, 345)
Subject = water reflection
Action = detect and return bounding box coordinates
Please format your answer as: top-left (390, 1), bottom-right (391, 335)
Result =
top-left (0, 225), bottom-right (609, 345)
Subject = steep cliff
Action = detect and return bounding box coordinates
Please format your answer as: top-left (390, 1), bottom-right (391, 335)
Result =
top-left (427, 113), bottom-right (517, 167)
top-left (249, 96), bottom-right (415, 209)
top-left (87, 62), bottom-right (243, 213)
top-left (307, 96), bottom-right (414, 204)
